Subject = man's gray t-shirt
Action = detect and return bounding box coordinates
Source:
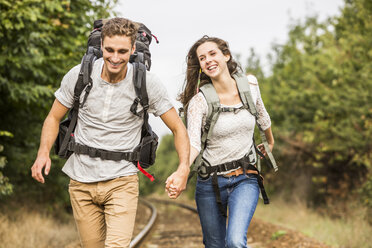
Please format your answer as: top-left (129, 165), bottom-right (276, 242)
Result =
top-left (55, 58), bottom-right (173, 183)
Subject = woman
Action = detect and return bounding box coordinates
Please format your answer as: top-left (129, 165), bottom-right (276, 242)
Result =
top-left (171, 36), bottom-right (275, 248)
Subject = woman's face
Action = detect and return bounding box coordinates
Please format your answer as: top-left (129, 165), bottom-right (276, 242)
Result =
top-left (196, 41), bottom-right (230, 79)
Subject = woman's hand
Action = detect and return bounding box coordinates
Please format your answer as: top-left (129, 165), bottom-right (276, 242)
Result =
top-left (257, 142), bottom-right (274, 158)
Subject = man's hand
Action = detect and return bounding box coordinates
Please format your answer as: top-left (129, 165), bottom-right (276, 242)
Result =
top-left (31, 99), bottom-right (69, 184)
top-left (31, 153), bottom-right (51, 184)
top-left (165, 166), bottom-right (190, 199)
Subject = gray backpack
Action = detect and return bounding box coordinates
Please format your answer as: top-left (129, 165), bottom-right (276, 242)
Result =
top-left (184, 73), bottom-right (278, 216)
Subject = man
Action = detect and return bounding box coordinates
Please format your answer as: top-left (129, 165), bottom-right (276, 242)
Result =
top-left (31, 17), bottom-right (189, 248)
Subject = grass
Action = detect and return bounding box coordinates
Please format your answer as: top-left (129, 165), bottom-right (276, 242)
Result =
top-left (254, 197), bottom-right (372, 248)
top-left (0, 208), bottom-right (78, 248)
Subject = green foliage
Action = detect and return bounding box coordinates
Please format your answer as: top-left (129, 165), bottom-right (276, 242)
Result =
top-left (245, 47), bottom-right (265, 80)
top-left (359, 175), bottom-right (372, 223)
top-left (0, 0), bottom-right (117, 206)
top-left (271, 230), bottom-right (287, 240)
top-left (0, 131), bottom-right (13, 197)
top-left (260, 0), bottom-right (372, 205)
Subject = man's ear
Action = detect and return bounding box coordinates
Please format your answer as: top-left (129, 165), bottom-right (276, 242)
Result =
top-left (131, 43), bottom-right (136, 55)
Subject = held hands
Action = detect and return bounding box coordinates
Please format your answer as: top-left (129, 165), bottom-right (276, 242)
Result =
top-left (165, 167), bottom-right (189, 199)
top-left (31, 153), bottom-right (51, 184)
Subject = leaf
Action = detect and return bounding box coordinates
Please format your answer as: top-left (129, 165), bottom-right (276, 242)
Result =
top-left (271, 230), bottom-right (287, 240)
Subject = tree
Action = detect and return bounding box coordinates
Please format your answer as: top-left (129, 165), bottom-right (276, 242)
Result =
top-left (0, 0), bottom-right (117, 206)
top-left (0, 131), bottom-right (13, 197)
top-left (261, 0), bottom-right (372, 207)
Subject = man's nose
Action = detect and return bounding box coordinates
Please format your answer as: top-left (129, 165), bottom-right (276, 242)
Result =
top-left (111, 52), bottom-right (120, 62)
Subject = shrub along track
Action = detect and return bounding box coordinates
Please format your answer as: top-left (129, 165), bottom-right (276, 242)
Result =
top-left (67, 197), bottom-right (331, 248)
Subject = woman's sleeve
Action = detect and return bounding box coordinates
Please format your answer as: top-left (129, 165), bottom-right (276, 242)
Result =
top-left (247, 75), bottom-right (272, 130)
top-left (186, 93), bottom-right (208, 152)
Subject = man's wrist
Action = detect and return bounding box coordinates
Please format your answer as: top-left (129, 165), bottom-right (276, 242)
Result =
top-left (37, 147), bottom-right (50, 157)
top-left (177, 164), bottom-right (190, 174)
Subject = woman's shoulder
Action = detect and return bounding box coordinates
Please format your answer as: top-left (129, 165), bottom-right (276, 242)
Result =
top-left (246, 74), bottom-right (259, 85)
top-left (190, 92), bottom-right (207, 106)
top-left (188, 92), bottom-right (208, 114)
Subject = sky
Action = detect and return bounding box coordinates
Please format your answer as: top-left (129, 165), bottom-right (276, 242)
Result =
top-left (115, 0), bottom-right (344, 137)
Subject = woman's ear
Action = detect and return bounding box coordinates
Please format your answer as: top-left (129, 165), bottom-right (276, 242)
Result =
top-left (225, 54), bottom-right (231, 62)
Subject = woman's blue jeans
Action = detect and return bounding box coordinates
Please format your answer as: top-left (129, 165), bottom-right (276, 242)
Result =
top-left (195, 173), bottom-right (259, 248)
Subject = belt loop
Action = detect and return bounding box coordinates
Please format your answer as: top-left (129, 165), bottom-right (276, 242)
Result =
top-left (242, 162), bottom-right (248, 176)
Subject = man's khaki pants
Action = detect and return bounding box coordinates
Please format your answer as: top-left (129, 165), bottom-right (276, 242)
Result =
top-left (69, 174), bottom-right (139, 248)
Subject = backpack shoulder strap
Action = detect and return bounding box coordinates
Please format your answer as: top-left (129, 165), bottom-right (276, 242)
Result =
top-left (130, 53), bottom-right (149, 116)
top-left (233, 73), bottom-right (257, 117)
top-left (130, 53), bottom-right (152, 139)
top-left (58, 52), bottom-right (96, 157)
top-left (192, 83), bottom-right (221, 174)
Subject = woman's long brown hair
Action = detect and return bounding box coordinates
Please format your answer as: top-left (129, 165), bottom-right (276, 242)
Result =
top-left (178, 35), bottom-right (241, 110)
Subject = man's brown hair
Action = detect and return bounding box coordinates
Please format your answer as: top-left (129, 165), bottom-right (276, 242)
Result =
top-left (101, 17), bottom-right (138, 45)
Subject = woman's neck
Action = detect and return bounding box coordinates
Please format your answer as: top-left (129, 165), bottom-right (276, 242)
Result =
top-left (211, 72), bottom-right (236, 94)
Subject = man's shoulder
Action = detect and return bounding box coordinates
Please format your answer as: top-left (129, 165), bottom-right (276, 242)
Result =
top-left (69, 63), bottom-right (82, 74)
top-left (145, 71), bottom-right (161, 85)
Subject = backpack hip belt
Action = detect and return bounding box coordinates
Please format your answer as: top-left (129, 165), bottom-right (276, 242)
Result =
top-left (197, 147), bottom-right (256, 178)
top-left (197, 150), bottom-right (270, 217)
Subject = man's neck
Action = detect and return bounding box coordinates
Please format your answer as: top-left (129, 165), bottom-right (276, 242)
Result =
top-left (101, 65), bottom-right (128, 84)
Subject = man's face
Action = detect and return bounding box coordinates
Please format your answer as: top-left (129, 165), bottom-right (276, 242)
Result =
top-left (101, 35), bottom-right (135, 78)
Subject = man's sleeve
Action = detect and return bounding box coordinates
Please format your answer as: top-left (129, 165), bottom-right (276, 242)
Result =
top-left (54, 64), bottom-right (81, 109)
top-left (146, 73), bottom-right (174, 116)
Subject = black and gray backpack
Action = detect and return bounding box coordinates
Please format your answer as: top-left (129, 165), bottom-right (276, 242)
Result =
top-left (54, 19), bottom-right (159, 180)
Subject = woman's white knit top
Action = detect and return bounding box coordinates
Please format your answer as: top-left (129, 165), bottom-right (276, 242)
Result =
top-left (187, 75), bottom-right (271, 166)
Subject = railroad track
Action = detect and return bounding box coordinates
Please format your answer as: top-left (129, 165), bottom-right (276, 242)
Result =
top-left (130, 198), bottom-right (158, 247)
top-left (131, 197), bottom-right (202, 248)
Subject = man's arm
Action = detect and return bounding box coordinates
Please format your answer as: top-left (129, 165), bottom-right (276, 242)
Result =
top-left (31, 99), bottom-right (69, 183)
top-left (159, 107), bottom-right (190, 198)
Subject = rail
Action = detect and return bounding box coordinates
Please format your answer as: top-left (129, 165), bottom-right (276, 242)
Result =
top-left (130, 197), bottom-right (198, 247)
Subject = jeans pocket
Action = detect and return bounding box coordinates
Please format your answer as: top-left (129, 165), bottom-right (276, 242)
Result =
top-left (197, 175), bottom-right (212, 183)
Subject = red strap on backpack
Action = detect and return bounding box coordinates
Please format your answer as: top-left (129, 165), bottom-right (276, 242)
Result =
top-left (137, 162), bottom-right (155, 181)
